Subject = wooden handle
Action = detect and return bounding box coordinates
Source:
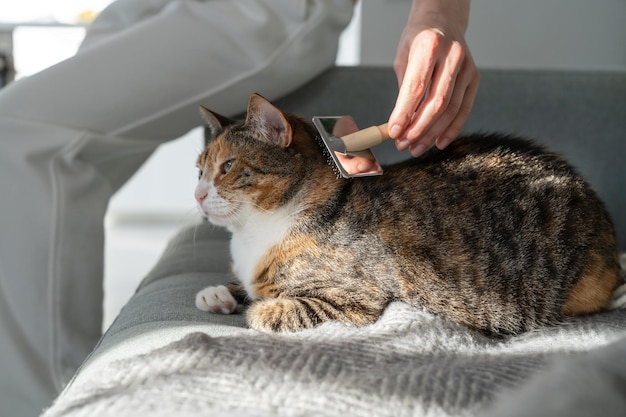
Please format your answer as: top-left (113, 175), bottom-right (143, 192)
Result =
top-left (341, 123), bottom-right (390, 152)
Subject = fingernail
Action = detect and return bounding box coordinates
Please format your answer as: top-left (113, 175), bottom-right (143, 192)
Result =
top-left (396, 139), bottom-right (410, 151)
top-left (410, 144), bottom-right (427, 157)
top-left (436, 137), bottom-right (450, 149)
top-left (389, 124), bottom-right (402, 139)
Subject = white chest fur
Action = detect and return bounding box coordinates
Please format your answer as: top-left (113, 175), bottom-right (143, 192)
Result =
top-left (229, 206), bottom-right (295, 299)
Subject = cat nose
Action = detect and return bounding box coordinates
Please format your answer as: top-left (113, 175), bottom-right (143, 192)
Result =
top-left (194, 187), bottom-right (208, 204)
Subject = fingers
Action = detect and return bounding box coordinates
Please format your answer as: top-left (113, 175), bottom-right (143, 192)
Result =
top-left (389, 29), bottom-right (440, 141)
top-left (435, 67), bottom-right (479, 150)
top-left (405, 48), bottom-right (478, 156)
top-left (400, 38), bottom-right (465, 156)
top-left (389, 31), bottom-right (479, 158)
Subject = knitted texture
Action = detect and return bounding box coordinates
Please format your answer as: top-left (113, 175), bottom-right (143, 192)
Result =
top-left (44, 295), bottom-right (626, 417)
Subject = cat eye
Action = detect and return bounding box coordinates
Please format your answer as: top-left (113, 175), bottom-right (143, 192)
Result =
top-left (222, 160), bottom-right (234, 174)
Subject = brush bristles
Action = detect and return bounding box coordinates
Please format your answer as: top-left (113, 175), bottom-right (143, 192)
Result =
top-left (315, 135), bottom-right (342, 179)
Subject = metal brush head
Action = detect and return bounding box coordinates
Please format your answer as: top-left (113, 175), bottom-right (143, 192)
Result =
top-left (312, 116), bottom-right (383, 179)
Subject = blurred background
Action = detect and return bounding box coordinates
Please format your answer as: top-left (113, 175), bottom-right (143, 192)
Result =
top-left (1, 0), bottom-right (624, 329)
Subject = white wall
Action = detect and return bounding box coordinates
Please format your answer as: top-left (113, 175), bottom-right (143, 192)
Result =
top-left (360, 0), bottom-right (626, 71)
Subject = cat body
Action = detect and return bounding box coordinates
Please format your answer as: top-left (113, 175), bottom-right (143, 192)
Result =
top-left (194, 94), bottom-right (620, 335)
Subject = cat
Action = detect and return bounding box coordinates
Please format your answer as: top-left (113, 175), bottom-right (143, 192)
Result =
top-left (193, 93), bottom-right (621, 335)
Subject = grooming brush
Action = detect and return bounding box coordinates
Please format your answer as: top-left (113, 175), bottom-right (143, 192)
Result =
top-left (312, 116), bottom-right (392, 178)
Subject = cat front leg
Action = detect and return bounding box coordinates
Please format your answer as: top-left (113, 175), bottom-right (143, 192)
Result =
top-left (195, 281), bottom-right (247, 314)
top-left (246, 297), bottom-right (381, 332)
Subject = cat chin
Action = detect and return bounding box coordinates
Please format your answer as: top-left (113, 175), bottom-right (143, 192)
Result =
top-left (205, 213), bottom-right (234, 228)
top-left (206, 210), bottom-right (246, 230)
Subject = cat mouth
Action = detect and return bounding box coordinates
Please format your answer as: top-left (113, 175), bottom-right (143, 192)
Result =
top-left (203, 202), bottom-right (242, 226)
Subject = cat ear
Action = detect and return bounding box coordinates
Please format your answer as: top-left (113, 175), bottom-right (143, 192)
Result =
top-left (245, 94), bottom-right (292, 148)
top-left (199, 106), bottom-right (237, 140)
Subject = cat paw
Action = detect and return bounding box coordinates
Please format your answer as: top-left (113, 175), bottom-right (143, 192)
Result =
top-left (246, 298), bottom-right (320, 332)
top-left (195, 285), bottom-right (238, 314)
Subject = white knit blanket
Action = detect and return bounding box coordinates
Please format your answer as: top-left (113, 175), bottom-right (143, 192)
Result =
top-left (44, 290), bottom-right (626, 417)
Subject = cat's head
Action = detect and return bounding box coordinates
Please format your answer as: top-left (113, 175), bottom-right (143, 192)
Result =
top-left (194, 94), bottom-right (330, 229)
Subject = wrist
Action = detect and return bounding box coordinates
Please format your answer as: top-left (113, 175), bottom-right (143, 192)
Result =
top-left (409, 0), bottom-right (470, 34)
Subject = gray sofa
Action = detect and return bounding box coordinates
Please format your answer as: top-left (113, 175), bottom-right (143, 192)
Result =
top-left (43, 67), bottom-right (626, 417)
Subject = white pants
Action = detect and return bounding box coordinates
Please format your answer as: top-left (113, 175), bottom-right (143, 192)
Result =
top-left (0, 1), bottom-right (353, 415)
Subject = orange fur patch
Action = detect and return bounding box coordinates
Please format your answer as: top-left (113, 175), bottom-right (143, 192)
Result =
top-left (253, 179), bottom-right (289, 211)
top-left (252, 235), bottom-right (320, 298)
top-left (562, 254), bottom-right (619, 315)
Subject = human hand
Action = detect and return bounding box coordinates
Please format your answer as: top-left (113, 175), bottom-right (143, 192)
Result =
top-left (388, 0), bottom-right (479, 157)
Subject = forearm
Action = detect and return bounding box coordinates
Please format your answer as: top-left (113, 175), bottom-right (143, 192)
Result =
top-left (408, 0), bottom-right (470, 34)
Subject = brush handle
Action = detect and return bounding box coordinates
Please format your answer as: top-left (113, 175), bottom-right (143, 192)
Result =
top-left (341, 123), bottom-right (391, 152)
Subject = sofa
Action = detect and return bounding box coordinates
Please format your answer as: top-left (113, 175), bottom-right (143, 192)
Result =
top-left (43, 67), bottom-right (626, 416)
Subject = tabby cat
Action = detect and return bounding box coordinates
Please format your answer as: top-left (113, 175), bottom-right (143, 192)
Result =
top-left (194, 94), bottom-right (620, 335)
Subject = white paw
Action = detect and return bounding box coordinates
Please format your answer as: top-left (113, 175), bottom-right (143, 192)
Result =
top-left (195, 285), bottom-right (238, 314)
